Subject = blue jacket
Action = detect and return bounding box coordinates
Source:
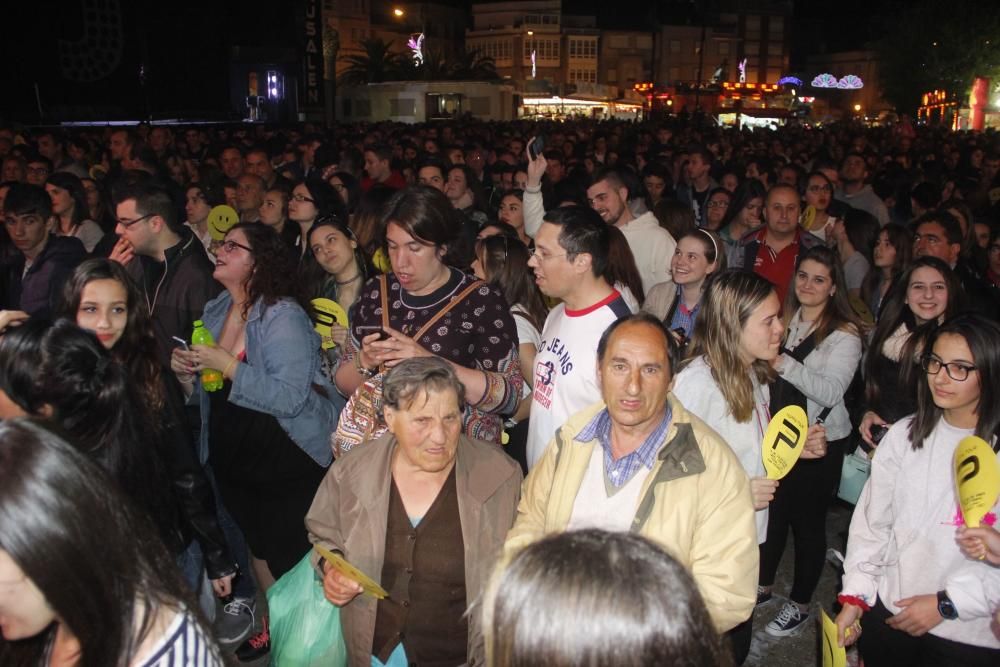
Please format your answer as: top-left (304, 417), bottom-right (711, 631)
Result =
top-left (197, 291), bottom-right (343, 467)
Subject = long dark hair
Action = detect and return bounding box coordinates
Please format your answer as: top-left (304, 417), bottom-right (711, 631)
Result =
top-left (0, 419), bottom-right (200, 667)
top-left (865, 256), bottom-right (964, 407)
top-left (229, 222), bottom-right (311, 319)
top-left (783, 245), bottom-right (866, 346)
top-left (299, 215), bottom-right (374, 302)
top-left (475, 235), bottom-right (549, 332)
top-left (58, 258), bottom-right (164, 412)
top-left (606, 225), bottom-right (645, 303)
top-left (485, 529), bottom-right (730, 667)
top-left (46, 171), bottom-right (89, 229)
top-left (860, 223), bottom-right (912, 309)
top-left (0, 319), bottom-right (179, 553)
top-left (720, 178), bottom-right (766, 231)
top-left (910, 314), bottom-right (1000, 450)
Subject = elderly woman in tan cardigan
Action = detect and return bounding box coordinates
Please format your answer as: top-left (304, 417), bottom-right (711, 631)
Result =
top-left (306, 357), bottom-right (522, 667)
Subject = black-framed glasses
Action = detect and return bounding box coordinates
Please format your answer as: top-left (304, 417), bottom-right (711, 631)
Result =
top-left (290, 193), bottom-right (315, 203)
top-left (219, 239), bottom-right (253, 254)
top-left (922, 354), bottom-right (977, 381)
top-left (116, 213), bottom-right (154, 229)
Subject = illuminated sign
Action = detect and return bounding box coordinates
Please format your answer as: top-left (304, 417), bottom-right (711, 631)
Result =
top-left (778, 76), bottom-right (803, 87)
top-left (531, 50), bottom-right (537, 78)
top-left (811, 73), bottom-right (864, 89)
top-left (738, 58), bottom-right (747, 83)
top-left (407, 33), bottom-right (425, 66)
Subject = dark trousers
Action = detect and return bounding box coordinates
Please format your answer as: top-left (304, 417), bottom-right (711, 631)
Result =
top-left (759, 437), bottom-right (846, 603)
top-left (725, 611), bottom-right (753, 665)
top-left (860, 598), bottom-right (1000, 667)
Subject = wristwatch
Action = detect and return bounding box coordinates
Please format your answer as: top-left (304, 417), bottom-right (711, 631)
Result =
top-left (936, 590), bottom-right (959, 620)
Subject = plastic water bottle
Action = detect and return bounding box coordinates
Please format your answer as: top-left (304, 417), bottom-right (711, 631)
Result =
top-left (191, 320), bottom-right (224, 392)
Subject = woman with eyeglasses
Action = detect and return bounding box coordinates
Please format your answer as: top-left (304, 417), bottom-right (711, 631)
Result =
top-left (802, 171), bottom-right (840, 242)
top-left (335, 186), bottom-right (522, 447)
top-left (287, 179), bottom-right (346, 259)
top-left (170, 222), bottom-right (342, 595)
top-left (836, 314), bottom-right (1000, 665)
top-left (859, 257), bottom-right (965, 448)
top-left (703, 187), bottom-right (732, 232)
top-left (471, 234), bottom-right (548, 471)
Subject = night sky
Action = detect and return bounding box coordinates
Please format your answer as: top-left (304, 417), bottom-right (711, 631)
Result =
top-left (0, 0), bottom-right (887, 123)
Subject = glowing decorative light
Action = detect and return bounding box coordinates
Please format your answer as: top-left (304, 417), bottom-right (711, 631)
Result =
top-left (778, 76), bottom-right (803, 87)
top-left (837, 74), bottom-right (864, 89)
top-left (531, 50), bottom-right (537, 78)
top-left (811, 73), bottom-right (839, 88)
top-left (393, 8), bottom-right (404, 17)
top-left (738, 58), bottom-right (747, 83)
top-left (407, 33), bottom-right (425, 66)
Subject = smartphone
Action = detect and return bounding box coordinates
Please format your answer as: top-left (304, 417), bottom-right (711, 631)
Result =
top-left (870, 424), bottom-right (890, 445)
top-left (357, 325), bottom-right (389, 341)
top-left (171, 336), bottom-right (190, 351)
top-left (528, 135), bottom-right (546, 161)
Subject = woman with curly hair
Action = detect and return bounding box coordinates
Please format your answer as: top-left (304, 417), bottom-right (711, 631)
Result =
top-left (170, 223), bottom-right (342, 588)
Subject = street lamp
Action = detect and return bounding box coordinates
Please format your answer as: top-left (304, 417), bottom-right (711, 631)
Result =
top-left (854, 103), bottom-right (862, 112)
top-left (393, 8), bottom-right (404, 18)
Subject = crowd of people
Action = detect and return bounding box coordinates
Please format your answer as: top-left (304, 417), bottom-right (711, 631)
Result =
top-left (0, 114), bottom-right (999, 666)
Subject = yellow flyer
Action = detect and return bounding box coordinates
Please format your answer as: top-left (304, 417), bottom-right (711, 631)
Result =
top-left (953, 436), bottom-right (1000, 528)
top-left (762, 405), bottom-right (809, 480)
top-left (820, 609), bottom-right (847, 667)
top-left (314, 544), bottom-right (389, 599)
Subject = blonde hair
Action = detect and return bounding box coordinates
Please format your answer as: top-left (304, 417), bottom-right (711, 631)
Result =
top-left (683, 270), bottom-right (776, 422)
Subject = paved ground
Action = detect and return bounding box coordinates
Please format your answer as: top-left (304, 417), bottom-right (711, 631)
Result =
top-left (220, 501), bottom-right (860, 667)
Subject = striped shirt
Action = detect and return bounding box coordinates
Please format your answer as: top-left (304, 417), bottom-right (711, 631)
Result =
top-left (137, 609), bottom-right (223, 667)
top-left (575, 406), bottom-right (673, 488)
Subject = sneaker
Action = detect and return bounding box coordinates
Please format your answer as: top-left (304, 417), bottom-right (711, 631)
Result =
top-left (755, 586), bottom-right (773, 608)
top-left (215, 596), bottom-right (255, 646)
top-left (765, 601), bottom-right (810, 637)
top-left (235, 616), bottom-right (270, 662)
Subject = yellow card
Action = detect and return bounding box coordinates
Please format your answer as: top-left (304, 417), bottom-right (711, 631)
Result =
top-left (314, 544), bottom-right (389, 599)
top-left (800, 204), bottom-right (817, 230)
top-left (954, 436), bottom-right (1000, 528)
top-left (311, 298), bottom-right (348, 350)
top-left (762, 405), bottom-right (809, 480)
top-left (207, 205), bottom-right (239, 241)
top-left (820, 609), bottom-right (847, 667)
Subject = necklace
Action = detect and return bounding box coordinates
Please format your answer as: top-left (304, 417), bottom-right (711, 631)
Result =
top-left (335, 273), bottom-right (361, 286)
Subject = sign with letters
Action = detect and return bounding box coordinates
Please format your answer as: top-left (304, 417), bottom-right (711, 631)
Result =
top-left (762, 405), bottom-right (808, 480)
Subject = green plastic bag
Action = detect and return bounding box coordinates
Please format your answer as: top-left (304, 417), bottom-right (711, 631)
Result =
top-left (268, 552), bottom-right (348, 666)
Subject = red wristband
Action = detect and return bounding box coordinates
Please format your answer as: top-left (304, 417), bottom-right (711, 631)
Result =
top-left (837, 594), bottom-right (871, 612)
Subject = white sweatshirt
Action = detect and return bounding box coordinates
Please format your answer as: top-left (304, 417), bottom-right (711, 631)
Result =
top-left (842, 416), bottom-right (1000, 648)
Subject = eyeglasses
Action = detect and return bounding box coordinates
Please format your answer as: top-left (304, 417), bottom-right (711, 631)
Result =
top-left (807, 184), bottom-right (833, 194)
top-left (706, 200), bottom-right (730, 208)
top-left (219, 239), bottom-right (253, 254)
top-left (922, 354), bottom-right (977, 381)
top-left (290, 193), bottom-right (315, 203)
top-left (530, 248), bottom-right (567, 262)
top-left (117, 213), bottom-right (154, 229)
top-left (913, 233), bottom-right (943, 246)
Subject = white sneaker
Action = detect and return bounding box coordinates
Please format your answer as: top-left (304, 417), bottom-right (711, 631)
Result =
top-left (765, 601), bottom-right (810, 637)
top-left (215, 596), bottom-right (255, 646)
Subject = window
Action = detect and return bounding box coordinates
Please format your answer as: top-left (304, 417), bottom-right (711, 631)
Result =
top-left (607, 68), bottom-right (617, 82)
top-left (669, 40), bottom-right (681, 54)
top-left (718, 41), bottom-right (730, 56)
top-left (610, 35), bottom-right (628, 49)
top-left (745, 41), bottom-right (759, 54)
top-left (389, 98), bottom-right (415, 117)
top-left (770, 16), bottom-right (784, 36)
top-left (668, 66), bottom-right (680, 82)
top-left (636, 35), bottom-right (651, 49)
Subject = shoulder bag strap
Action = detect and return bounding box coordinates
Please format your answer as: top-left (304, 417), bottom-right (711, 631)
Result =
top-left (411, 279), bottom-right (485, 340)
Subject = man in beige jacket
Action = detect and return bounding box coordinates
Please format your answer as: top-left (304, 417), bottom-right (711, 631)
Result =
top-left (504, 313), bottom-right (757, 634)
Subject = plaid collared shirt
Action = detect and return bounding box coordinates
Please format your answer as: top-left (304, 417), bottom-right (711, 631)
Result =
top-left (575, 405), bottom-right (673, 488)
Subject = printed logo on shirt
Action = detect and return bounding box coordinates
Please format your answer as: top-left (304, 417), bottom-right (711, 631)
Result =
top-left (533, 360), bottom-right (556, 409)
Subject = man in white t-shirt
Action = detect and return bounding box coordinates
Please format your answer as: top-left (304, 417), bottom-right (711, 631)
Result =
top-left (525, 205), bottom-right (635, 469)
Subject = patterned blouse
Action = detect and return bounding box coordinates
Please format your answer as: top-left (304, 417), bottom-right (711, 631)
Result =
top-left (343, 268), bottom-right (522, 443)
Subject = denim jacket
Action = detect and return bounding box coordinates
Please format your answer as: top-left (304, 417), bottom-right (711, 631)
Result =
top-left (197, 291), bottom-right (343, 467)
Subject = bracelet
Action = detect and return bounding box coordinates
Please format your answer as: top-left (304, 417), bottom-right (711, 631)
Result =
top-left (223, 357), bottom-right (239, 379)
top-left (354, 351), bottom-right (375, 378)
top-left (837, 594), bottom-right (871, 612)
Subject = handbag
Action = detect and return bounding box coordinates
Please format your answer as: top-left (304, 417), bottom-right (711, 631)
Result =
top-left (268, 553), bottom-right (348, 667)
top-left (331, 275), bottom-right (484, 457)
top-left (837, 445), bottom-right (872, 505)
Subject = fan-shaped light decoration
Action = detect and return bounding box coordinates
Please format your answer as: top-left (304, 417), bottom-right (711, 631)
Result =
top-left (778, 76), bottom-right (803, 87)
top-left (837, 74), bottom-right (864, 89)
top-left (811, 73), bottom-right (839, 88)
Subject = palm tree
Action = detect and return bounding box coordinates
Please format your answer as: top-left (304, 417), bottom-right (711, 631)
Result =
top-left (449, 48), bottom-right (499, 81)
top-left (338, 38), bottom-right (404, 85)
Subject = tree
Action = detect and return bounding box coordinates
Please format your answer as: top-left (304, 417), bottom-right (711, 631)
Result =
top-left (876, 0), bottom-right (1000, 114)
top-left (337, 38), bottom-right (404, 86)
top-left (449, 49), bottom-right (499, 81)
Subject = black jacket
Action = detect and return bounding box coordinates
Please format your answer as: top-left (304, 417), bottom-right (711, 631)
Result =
top-left (126, 228), bottom-right (221, 366)
top-left (0, 235), bottom-right (86, 317)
